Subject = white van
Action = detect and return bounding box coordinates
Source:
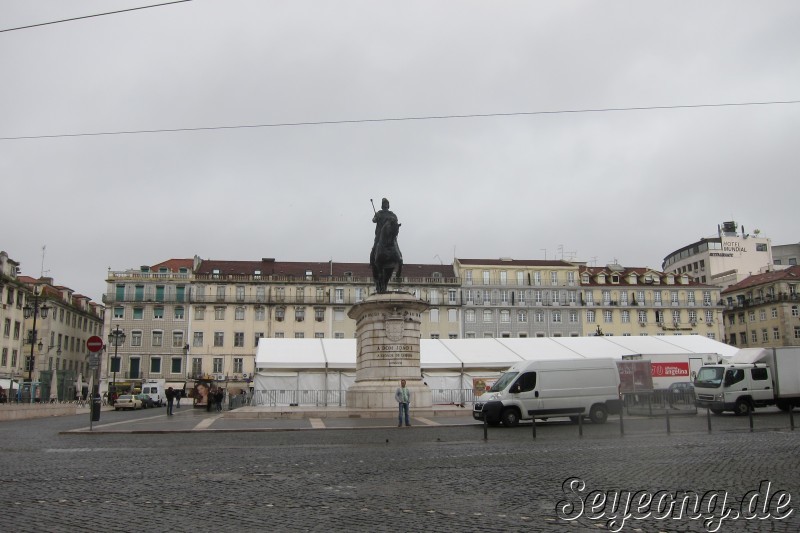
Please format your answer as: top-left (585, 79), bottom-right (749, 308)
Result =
top-left (141, 380), bottom-right (165, 407)
top-left (473, 358), bottom-right (621, 426)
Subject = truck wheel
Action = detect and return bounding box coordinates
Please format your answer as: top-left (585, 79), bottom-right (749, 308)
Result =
top-left (589, 404), bottom-right (608, 424)
top-left (501, 408), bottom-right (520, 427)
top-left (734, 399), bottom-right (752, 416)
top-left (776, 400), bottom-right (791, 412)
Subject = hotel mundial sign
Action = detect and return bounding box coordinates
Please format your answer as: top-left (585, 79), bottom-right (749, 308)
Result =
top-left (709, 239), bottom-right (746, 258)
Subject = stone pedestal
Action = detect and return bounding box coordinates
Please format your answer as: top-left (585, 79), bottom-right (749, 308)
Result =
top-left (346, 291), bottom-right (432, 409)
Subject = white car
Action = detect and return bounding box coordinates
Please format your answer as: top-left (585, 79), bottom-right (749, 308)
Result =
top-left (114, 394), bottom-right (142, 410)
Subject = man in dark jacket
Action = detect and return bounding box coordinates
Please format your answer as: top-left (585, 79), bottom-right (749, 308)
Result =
top-left (165, 387), bottom-right (175, 416)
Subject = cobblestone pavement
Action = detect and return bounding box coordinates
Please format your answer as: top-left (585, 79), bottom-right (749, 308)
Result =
top-left (0, 408), bottom-right (798, 532)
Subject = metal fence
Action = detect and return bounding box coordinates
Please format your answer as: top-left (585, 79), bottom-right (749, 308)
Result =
top-left (623, 389), bottom-right (697, 416)
top-left (247, 388), bottom-right (480, 408)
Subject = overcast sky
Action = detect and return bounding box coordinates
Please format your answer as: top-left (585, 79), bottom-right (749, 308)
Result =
top-left (2, 0), bottom-right (798, 303)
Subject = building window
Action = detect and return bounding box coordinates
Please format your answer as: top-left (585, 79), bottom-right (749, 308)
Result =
top-left (295, 332), bottom-right (304, 339)
top-left (133, 307), bottom-right (144, 320)
top-left (131, 331), bottom-right (142, 347)
top-left (603, 310), bottom-right (612, 323)
top-left (234, 332), bottom-right (244, 347)
top-left (192, 357), bottom-right (202, 375)
top-left (152, 331), bottom-right (163, 347)
top-left (236, 286), bottom-right (245, 302)
top-left (275, 307), bottom-right (285, 321)
top-left (193, 332), bottom-right (203, 347)
top-left (295, 307), bottom-right (305, 322)
top-left (113, 307), bottom-right (124, 319)
top-left (175, 306), bottom-right (185, 320)
top-left (500, 310), bottom-right (510, 323)
top-left (535, 311), bottom-right (544, 323)
top-left (751, 330), bottom-right (758, 343)
top-left (150, 357), bottom-right (162, 374)
top-left (274, 332), bottom-right (284, 338)
top-left (216, 285), bottom-right (226, 301)
top-left (315, 308), bottom-right (325, 322)
top-left (792, 306), bottom-right (799, 317)
top-left (517, 310), bottom-right (527, 323)
top-left (569, 311), bottom-right (578, 323)
top-left (483, 310), bottom-right (492, 323)
top-left (621, 310), bottom-right (630, 323)
top-left (553, 311), bottom-right (562, 323)
top-left (465, 309), bottom-right (476, 323)
top-left (254, 332), bottom-right (264, 347)
top-left (213, 358), bottom-right (223, 373)
top-left (235, 307), bottom-right (245, 320)
top-left (586, 310), bottom-right (595, 323)
top-left (672, 310), bottom-right (681, 323)
top-left (214, 332), bottom-right (224, 347)
top-left (171, 357), bottom-right (182, 374)
top-left (233, 358), bottom-right (243, 374)
top-left (430, 309), bottom-right (439, 323)
top-left (550, 271), bottom-right (558, 285)
top-left (195, 306), bottom-right (205, 320)
top-left (448, 309), bottom-right (458, 322)
top-left (154, 307), bottom-right (164, 319)
top-left (214, 307), bottom-right (225, 320)
top-left (172, 331), bottom-right (184, 348)
top-left (762, 329), bottom-right (769, 342)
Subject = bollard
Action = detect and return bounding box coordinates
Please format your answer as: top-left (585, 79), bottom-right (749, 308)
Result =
top-left (648, 395), bottom-right (653, 417)
top-left (578, 413), bottom-right (583, 438)
top-left (707, 407), bottom-right (712, 433)
top-left (483, 417), bottom-right (488, 441)
top-left (748, 409), bottom-right (754, 432)
top-left (532, 418), bottom-right (537, 440)
top-left (665, 406), bottom-right (671, 435)
top-left (619, 408), bottom-right (624, 437)
top-left (790, 408), bottom-right (795, 431)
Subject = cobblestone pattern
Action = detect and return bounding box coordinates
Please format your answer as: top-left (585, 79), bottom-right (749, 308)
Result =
top-left (0, 412), bottom-right (798, 532)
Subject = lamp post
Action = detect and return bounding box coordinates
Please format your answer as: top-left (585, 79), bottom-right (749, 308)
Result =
top-left (23, 285), bottom-right (50, 389)
top-left (108, 325), bottom-right (125, 405)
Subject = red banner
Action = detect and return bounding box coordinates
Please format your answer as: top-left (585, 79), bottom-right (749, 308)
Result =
top-left (651, 362), bottom-right (689, 377)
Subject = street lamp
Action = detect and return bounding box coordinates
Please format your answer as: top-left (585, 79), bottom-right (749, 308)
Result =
top-left (23, 285), bottom-right (50, 384)
top-left (108, 325), bottom-right (126, 403)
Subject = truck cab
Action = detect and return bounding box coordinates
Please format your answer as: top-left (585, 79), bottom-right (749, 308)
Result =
top-left (694, 364), bottom-right (773, 415)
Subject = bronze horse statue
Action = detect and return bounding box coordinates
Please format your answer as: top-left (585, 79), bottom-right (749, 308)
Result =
top-left (370, 215), bottom-right (403, 293)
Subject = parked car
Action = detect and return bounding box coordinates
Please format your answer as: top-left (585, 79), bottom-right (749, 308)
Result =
top-left (136, 393), bottom-right (157, 408)
top-left (668, 382), bottom-right (696, 405)
top-left (114, 394), bottom-right (142, 410)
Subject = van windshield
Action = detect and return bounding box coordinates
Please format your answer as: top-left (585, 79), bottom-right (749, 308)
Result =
top-left (489, 372), bottom-right (519, 392)
top-left (695, 367), bottom-right (724, 388)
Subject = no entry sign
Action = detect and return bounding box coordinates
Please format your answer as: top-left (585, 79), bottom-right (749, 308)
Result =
top-left (87, 335), bottom-right (104, 353)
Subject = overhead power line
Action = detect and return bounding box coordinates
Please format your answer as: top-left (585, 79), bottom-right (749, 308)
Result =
top-left (1, 99), bottom-right (798, 141)
top-left (0, 1), bottom-right (192, 33)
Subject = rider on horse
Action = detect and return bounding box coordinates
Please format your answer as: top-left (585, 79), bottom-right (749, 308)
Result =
top-left (370, 198), bottom-right (403, 293)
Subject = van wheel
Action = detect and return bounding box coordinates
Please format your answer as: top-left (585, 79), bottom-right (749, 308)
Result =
top-left (734, 399), bottom-right (752, 416)
top-left (589, 404), bottom-right (608, 424)
top-left (776, 400), bottom-right (791, 412)
top-left (501, 408), bottom-right (520, 427)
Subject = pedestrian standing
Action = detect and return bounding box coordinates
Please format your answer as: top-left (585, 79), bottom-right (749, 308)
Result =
top-left (394, 379), bottom-right (412, 427)
top-left (165, 386), bottom-right (175, 416)
top-left (175, 389), bottom-right (181, 409)
top-left (215, 388), bottom-right (224, 412)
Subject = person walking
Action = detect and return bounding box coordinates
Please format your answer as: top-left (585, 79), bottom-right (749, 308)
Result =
top-left (165, 386), bottom-right (175, 416)
top-left (395, 379), bottom-right (412, 427)
top-left (175, 389), bottom-right (181, 409)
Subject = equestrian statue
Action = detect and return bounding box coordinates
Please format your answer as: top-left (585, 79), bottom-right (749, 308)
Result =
top-left (370, 198), bottom-right (403, 293)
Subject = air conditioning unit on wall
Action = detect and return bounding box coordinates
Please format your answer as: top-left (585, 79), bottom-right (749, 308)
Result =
top-left (241, 372), bottom-right (250, 379)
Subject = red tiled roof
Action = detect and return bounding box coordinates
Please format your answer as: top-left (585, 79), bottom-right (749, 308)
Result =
top-left (195, 259), bottom-right (455, 278)
top-left (722, 265), bottom-right (800, 294)
top-left (150, 258), bottom-right (194, 272)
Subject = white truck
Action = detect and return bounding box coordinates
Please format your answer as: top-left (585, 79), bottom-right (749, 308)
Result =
top-left (472, 358), bottom-right (622, 427)
top-left (694, 347), bottom-right (800, 415)
top-left (141, 379), bottom-right (166, 407)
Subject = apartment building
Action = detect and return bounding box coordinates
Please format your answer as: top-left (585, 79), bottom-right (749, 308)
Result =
top-left (102, 259), bottom-right (194, 395)
top-left (1, 251), bottom-right (25, 394)
top-left (580, 264), bottom-right (724, 339)
top-left (105, 256), bottom-right (460, 394)
top-left (453, 258), bottom-right (582, 338)
top-left (721, 265), bottom-right (800, 348)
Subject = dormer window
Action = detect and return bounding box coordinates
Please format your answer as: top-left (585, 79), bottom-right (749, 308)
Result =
top-left (305, 270), bottom-right (313, 280)
top-left (212, 269), bottom-right (220, 279)
top-left (254, 270), bottom-right (262, 280)
top-left (597, 274), bottom-right (606, 284)
top-left (611, 275), bottom-right (620, 284)
top-left (581, 273), bottom-right (590, 284)
top-left (433, 272), bottom-right (442, 278)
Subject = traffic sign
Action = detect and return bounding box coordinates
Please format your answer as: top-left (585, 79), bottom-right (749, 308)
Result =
top-left (87, 335), bottom-right (104, 352)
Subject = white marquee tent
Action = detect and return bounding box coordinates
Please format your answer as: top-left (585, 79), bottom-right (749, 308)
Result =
top-left (253, 336), bottom-right (738, 401)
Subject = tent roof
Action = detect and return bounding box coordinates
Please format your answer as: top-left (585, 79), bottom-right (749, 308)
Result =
top-left (256, 336), bottom-right (737, 371)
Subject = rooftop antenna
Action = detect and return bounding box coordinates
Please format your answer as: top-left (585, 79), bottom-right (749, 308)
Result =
top-left (590, 256), bottom-right (598, 267)
top-left (40, 245), bottom-right (50, 278)
top-left (541, 248), bottom-right (547, 260)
